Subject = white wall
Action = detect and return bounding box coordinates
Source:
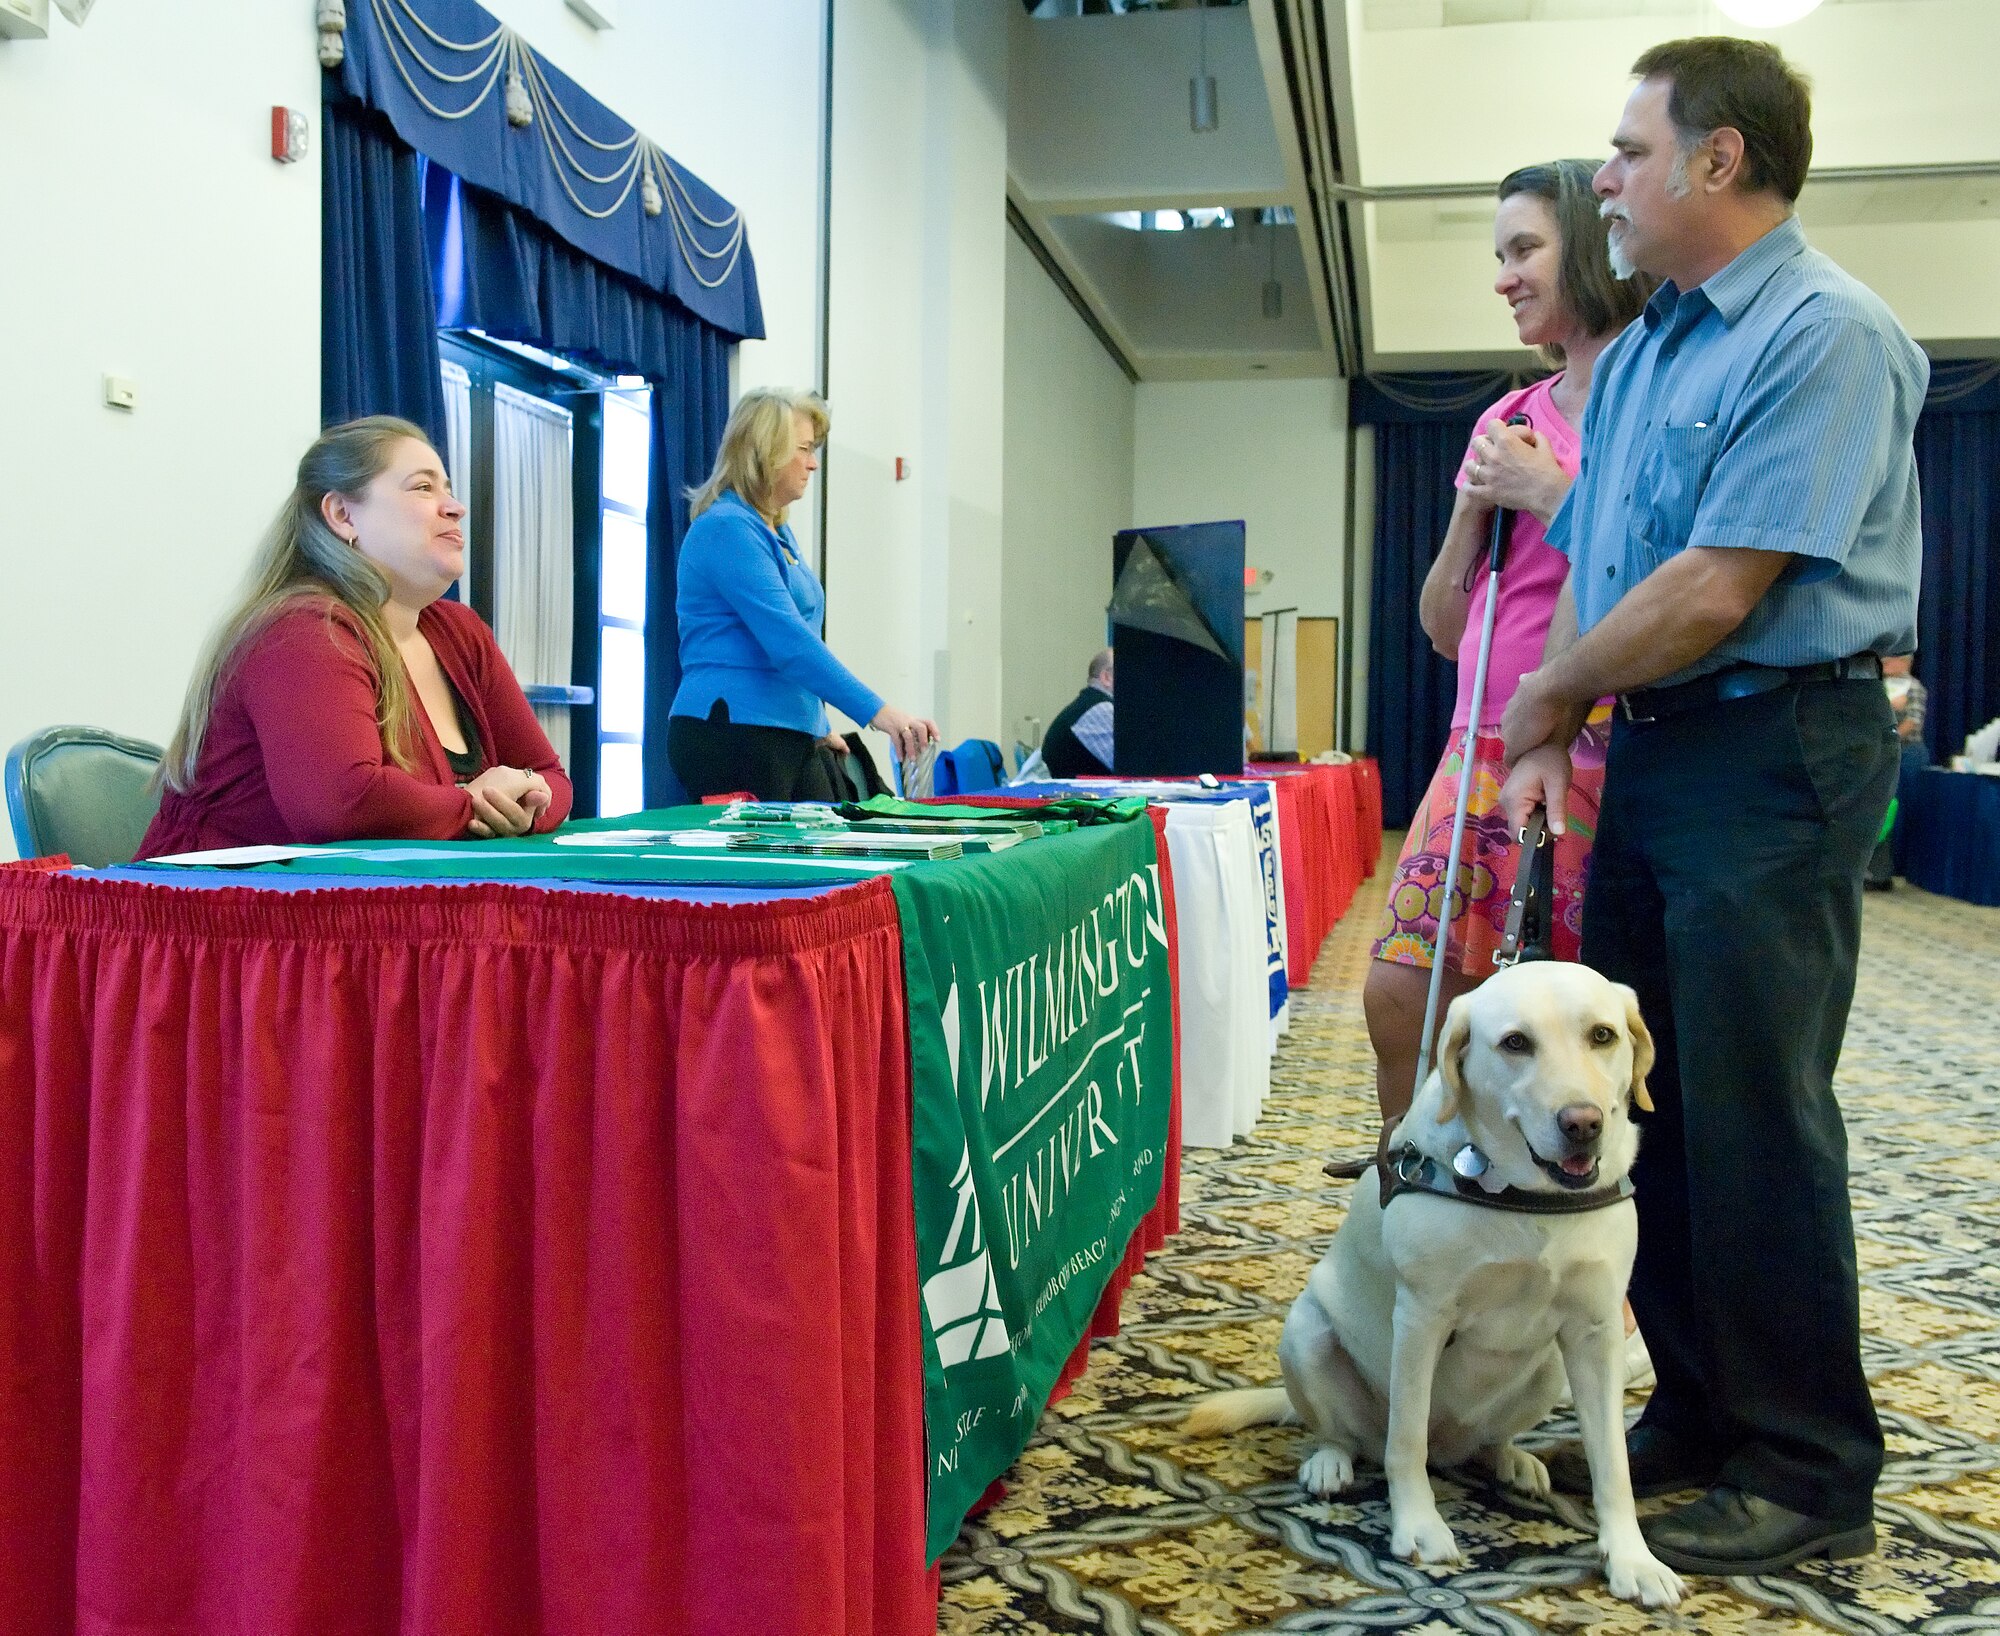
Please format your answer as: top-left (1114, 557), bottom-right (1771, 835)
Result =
top-left (1366, 206), bottom-right (2000, 366)
top-left (1349, 0), bottom-right (2000, 364)
top-left (0, 3), bottom-right (323, 862)
top-left (1131, 377), bottom-right (1347, 623)
top-left (821, 0), bottom-right (1009, 745)
top-left (1350, 0), bottom-right (2000, 189)
top-left (1000, 232), bottom-right (1136, 754)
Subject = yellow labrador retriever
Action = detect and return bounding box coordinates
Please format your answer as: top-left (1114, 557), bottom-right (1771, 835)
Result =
top-left (1184, 961), bottom-right (1683, 1608)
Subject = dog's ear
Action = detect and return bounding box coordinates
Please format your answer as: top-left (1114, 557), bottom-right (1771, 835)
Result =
top-left (1620, 984), bottom-right (1656, 1112)
top-left (1434, 994), bottom-right (1474, 1123)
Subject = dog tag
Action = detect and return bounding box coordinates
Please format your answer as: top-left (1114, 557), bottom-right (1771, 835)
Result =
top-left (1452, 1145), bottom-right (1489, 1181)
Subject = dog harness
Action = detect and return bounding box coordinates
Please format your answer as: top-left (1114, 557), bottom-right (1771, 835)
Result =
top-left (1378, 1142), bottom-right (1635, 1216)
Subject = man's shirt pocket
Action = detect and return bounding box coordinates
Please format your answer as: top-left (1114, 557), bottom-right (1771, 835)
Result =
top-left (1633, 422), bottom-right (1723, 564)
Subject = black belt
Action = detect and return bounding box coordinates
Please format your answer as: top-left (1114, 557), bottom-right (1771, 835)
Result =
top-left (1618, 654), bottom-right (1883, 724)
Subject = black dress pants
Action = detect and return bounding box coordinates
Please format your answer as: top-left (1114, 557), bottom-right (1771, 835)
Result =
top-left (1581, 677), bottom-right (1897, 1524)
top-left (667, 708), bottom-right (841, 803)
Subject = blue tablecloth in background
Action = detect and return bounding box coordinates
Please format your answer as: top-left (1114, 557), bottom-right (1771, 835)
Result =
top-left (1901, 767), bottom-right (2000, 906)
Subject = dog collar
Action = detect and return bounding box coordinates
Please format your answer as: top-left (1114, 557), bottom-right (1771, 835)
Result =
top-left (1378, 1142), bottom-right (1635, 1216)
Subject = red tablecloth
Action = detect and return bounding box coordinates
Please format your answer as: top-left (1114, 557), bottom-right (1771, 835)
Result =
top-left (1240, 762), bottom-right (1375, 986)
top-left (0, 836), bottom-right (1184, 1636)
top-left (0, 871), bottom-right (933, 1636)
top-left (1353, 757), bottom-right (1385, 867)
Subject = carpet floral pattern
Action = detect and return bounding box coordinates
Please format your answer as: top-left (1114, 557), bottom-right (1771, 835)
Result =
top-left (937, 859), bottom-right (2000, 1635)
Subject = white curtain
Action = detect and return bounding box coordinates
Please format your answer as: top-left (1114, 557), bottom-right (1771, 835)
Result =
top-left (492, 382), bottom-right (575, 762)
top-left (438, 359), bottom-right (474, 603)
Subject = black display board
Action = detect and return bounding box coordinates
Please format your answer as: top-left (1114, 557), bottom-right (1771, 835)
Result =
top-left (1109, 521), bottom-right (1246, 776)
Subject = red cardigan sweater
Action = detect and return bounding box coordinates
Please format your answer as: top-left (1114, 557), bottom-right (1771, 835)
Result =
top-left (140, 597), bottom-right (573, 858)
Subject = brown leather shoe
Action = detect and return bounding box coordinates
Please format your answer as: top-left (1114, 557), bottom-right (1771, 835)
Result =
top-left (1544, 1423), bottom-right (1719, 1499)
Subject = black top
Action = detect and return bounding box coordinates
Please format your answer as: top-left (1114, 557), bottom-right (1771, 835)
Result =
top-left (443, 677), bottom-right (485, 782)
top-left (1043, 684), bottom-right (1113, 778)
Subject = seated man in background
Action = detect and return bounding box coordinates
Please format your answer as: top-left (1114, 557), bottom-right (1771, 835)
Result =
top-left (1042, 648), bottom-right (1115, 777)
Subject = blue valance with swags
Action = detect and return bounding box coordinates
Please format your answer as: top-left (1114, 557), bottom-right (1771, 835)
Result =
top-left (326, 0), bottom-right (764, 341)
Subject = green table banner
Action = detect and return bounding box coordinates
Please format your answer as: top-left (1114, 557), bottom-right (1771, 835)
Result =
top-left (892, 816), bottom-right (1175, 1561)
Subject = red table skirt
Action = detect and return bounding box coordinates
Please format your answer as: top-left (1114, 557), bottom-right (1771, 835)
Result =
top-left (0, 872), bottom-right (934, 1636)
top-left (1352, 757), bottom-right (1385, 867)
top-left (0, 850), bottom-right (1184, 1636)
top-left (1244, 762), bottom-right (1377, 986)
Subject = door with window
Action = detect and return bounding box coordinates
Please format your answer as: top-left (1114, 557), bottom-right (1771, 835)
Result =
top-left (436, 334), bottom-right (652, 818)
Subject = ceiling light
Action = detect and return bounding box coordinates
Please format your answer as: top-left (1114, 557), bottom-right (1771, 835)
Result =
top-left (1190, 0), bottom-right (1217, 132)
top-left (1713, 0), bottom-right (1825, 25)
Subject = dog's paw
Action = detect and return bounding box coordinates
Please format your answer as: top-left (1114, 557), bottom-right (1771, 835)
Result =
top-left (1491, 1444), bottom-right (1550, 1499)
top-left (1390, 1511), bottom-right (1461, 1565)
top-left (1298, 1445), bottom-right (1354, 1496)
top-left (1605, 1547), bottom-right (1684, 1609)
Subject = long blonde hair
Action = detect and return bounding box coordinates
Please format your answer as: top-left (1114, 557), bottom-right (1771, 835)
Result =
top-left (160, 416), bottom-right (433, 792)
top-left (686, 387), bottom-right (828, 523)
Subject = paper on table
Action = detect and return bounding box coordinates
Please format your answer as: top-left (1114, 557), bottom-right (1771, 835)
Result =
top-left (146, 844), bottom-right (347, 866)
top-left (551, 830), bottom-right (677, 847)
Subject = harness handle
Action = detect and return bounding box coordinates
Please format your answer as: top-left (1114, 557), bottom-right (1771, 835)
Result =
top-left (1495, 806), bottom-right (1557, 967)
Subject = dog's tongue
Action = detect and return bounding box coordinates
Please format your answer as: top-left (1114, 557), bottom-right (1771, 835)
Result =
top-left (1560, 1154), bottom-right (1595, 1178)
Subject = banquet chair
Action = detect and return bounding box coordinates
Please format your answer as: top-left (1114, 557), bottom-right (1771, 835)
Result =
top-left (4, 725), bottom-right (165, 867)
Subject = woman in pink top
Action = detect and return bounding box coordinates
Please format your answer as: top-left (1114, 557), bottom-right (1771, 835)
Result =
top-left (1363, 159), bottom-right (1657, 1134)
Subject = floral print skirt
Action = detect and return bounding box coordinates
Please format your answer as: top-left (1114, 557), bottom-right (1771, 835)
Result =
top-left (1370, 703), bottom-right (1612, 975)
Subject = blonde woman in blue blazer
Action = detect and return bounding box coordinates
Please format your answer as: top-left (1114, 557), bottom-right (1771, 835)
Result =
top-left (670, 388), bottom-right (937, 800)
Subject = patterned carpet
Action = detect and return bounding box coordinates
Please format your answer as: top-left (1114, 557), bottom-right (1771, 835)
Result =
top-left (937, 848), bottom-right (2000, 1635)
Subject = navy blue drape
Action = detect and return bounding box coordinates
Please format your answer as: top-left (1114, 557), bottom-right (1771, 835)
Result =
top-left (1363, 421), bottom-right (1478, 828)
top-left (423, 168), bottom-right (731, 807)
top-left (1913, 362), bottom-right (2000, 763)
top-left (322, 98), bottom-right (449, 447)
top-left (644, 342), bottom-right (732, 807)
top-left (1354, 372), bottom-right (1534, 827)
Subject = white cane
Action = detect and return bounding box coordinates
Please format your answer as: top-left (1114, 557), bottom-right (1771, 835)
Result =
top-left (1411, 415), bottom-right (1530, 1097)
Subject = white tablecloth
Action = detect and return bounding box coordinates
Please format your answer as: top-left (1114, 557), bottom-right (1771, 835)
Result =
top-left (1162, 800), bottom-right (1272, 1148)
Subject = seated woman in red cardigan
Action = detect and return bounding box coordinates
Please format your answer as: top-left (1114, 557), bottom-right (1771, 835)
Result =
top-left (140, 416), bottom-right (572, 858)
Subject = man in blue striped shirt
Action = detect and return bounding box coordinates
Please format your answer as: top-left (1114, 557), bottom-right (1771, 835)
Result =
top-left (1499, 37), bottom-right (1924, 1577)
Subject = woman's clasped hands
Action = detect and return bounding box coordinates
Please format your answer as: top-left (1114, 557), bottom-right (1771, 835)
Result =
top-left (464, 764), bottom-right (555, 838)
top-left (1461, 417), bottom-right (1570, 525)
